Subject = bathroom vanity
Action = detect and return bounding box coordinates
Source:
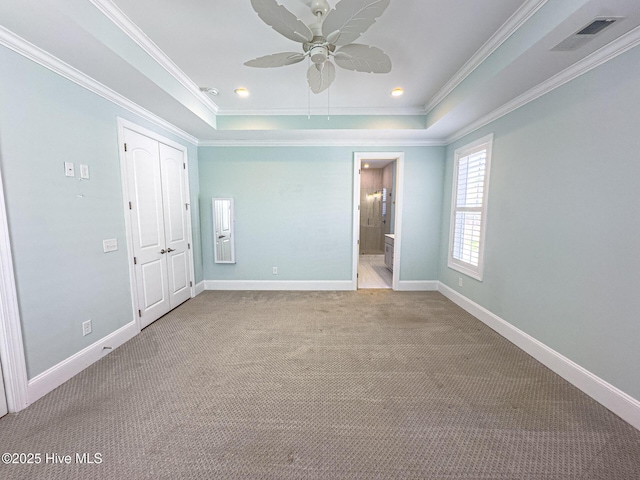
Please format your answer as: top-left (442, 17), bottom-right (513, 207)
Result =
top-left (384, 234), bottom-right (395, 271)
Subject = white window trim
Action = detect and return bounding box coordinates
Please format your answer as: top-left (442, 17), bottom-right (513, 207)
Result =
top-left (448, 133), bottom-right (493, 281)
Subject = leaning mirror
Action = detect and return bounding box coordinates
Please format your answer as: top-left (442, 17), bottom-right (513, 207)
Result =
top-left (212, 198), bottom-right (235, 263)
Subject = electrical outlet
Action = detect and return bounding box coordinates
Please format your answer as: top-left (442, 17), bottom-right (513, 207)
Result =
top-left (80, 164), bottom-right (90, 179)
top-left (272, 267), bottom-right (278, 275)
top-left (82, 320), bottom-right (92, 336)
top-left (458, 277), bottom-right (463, 287)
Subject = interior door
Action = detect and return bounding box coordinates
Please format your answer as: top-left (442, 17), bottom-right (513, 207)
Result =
top-left (125, 129), bottom-right (171, 328)
top-left (159, 144), bottom-right (191, 308)
top-left (124, 127), bottom-right (192, 328)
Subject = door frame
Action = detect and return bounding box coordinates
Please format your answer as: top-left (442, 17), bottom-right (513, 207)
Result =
top-left (117, 118), bottom-right (196, 329)
top-left (352, 152), bottom-right (404, 290)
top-left (0, 163), bottom-right (29, 413)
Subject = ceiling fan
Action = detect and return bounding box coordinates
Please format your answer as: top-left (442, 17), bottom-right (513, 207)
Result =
top-left (244, 0), bottom-right (392, 94)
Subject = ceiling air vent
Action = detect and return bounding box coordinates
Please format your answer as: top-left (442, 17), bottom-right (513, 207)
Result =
top-left (552, 17), bottom-right (622, 51)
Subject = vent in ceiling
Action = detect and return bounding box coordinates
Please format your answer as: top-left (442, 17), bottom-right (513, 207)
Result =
top-left (552, 17), bottom-right (623, 51)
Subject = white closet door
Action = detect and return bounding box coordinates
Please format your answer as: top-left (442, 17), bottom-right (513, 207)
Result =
top-left (124, 129), bottom-right (171, 328)
top-left (159, 143), bottom-right (191, 308)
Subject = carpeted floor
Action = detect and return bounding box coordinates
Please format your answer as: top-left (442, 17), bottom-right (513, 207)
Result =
top-left (0, 290), bottom-right (639, 479)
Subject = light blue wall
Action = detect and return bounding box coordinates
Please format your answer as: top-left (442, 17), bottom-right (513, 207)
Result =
top-left (199, 146), bottom-right (444, 283)
top-left (439, 45), bottom-right (640, 399)
top-left (0, 45), bottom-right (201, 378)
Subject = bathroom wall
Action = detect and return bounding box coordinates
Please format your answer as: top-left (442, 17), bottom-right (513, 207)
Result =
top-left (360, 168), bottom-right (384, 254)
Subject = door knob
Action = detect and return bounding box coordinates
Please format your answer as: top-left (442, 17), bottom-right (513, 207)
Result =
top-left (160, 249), bottom-right (166, 254)
top-left (167, 248), bottom-right (175, 253)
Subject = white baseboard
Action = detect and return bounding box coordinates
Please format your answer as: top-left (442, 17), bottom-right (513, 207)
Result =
top-left (395, 280), bottom-right (439, 291)
top-left (437, 282), bottom-right (640, 431)
top-left (194, 281), bottom-right (205, 296)
top-left (27, 321), bottom-right (139, 405)
top-left (204, 280), bottom-right (353, 291)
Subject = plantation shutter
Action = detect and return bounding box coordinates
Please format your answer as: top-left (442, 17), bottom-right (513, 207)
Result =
top-left (452, 148), bottom-right (487, 267)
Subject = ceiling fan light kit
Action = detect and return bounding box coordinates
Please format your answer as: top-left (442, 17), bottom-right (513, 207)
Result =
top-left (245, 0), bottom-right (392, 94)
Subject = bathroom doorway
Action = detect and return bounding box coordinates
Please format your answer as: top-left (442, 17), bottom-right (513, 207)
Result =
top-left (352, 153), bottom-right (404, 290)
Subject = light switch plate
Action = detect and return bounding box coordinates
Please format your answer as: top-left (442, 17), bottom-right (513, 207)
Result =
top-left (82, 319), bottom-right (92, 336)
top-left (80, 164), bottom-right (90, 179)
top-left (64, 162), bottom-right (75, 177)
top-left (103, 238), bottom-right (118, 253)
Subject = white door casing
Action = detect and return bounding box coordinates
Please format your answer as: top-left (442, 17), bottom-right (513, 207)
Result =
top-left (0, 153), bottom-right (29, 413)
top-left (0, 360), bottom-right (8, 417)
top-left (121, 122), bottom-right (192, 329)
top-left (353, 152), bottom-right (404, 290)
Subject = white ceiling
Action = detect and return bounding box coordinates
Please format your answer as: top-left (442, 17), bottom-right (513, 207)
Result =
top-left (108, 0), bottom-right (526, 113)
top-left (1, 0), bottom-right (639, 143)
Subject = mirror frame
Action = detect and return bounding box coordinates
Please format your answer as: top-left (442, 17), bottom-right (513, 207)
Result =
top-left (212, 198), bottom-right (235, 264)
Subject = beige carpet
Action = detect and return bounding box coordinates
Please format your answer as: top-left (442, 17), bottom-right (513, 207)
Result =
top-left (1, 290), bottom-right (639, 479)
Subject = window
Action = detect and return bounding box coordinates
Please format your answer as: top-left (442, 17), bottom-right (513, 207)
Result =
top-left (448, 134), bottom-right (493, 281)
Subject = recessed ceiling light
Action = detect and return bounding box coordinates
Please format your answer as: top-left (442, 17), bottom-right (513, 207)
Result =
top-left (363, 163), bottom-right (370, 168)
top-left (234, 87), bottom-right (250, 97)
top-left (391, 88), bottom-right (404, 97)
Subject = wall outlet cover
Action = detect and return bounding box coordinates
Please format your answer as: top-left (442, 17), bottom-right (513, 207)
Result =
top-left (103, 238), bottom-right (118, 253)
top-left (82, 320), bottom-right (92, 336)
top-left (80, 164), bottom-right (90, 179)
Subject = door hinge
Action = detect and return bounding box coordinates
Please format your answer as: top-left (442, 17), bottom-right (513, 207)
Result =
top-left (124, 143), bottom-right (127, 152)
top-left (358, 169), bottom-right (361, 174)
top-left (133, 257), bottom-right (137, 265)
top-left (185, 203), bottom-right (189, 210)
top-left (129, 201), bottom-right (132, 210)
top-left (138, 309), bottom-right (141, 318)
top-left (183, 163), bottom-right (186, 169)
top-left (188, 243), bottom-right (191, 249)
top-left (190, 281), bottom-right (193, 287)
top-left (357, 273), bottom-right (359, 278)
top-left (357, 240), bottom-right (360, 245)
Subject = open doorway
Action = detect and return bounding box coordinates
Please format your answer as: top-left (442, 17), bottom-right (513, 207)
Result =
top-left (353, 152), bottom-right (404, 290)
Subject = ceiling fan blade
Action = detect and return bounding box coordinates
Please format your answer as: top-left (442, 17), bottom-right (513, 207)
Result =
top-left (307, 61), bottom-right (336, 94)
top-left (322, 0), bottom-right (390, 46)
top-left (334, 44), bottom-right (391, 73)
top-left (244, 52), bottom-right (306, 68)
top-left (250, 0), bottom-right (313, 43)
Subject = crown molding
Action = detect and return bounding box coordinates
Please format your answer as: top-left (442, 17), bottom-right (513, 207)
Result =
top-left (0, 26), bottom-right (198, 145)
top-left (423, 0), bottom-right (548, 114)
top-left (89, 0), bottom-right (219, 116)
top-left (445, 24), bottom-right (640, 145)
top-left (198, 129), bottom-right (446, 147)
